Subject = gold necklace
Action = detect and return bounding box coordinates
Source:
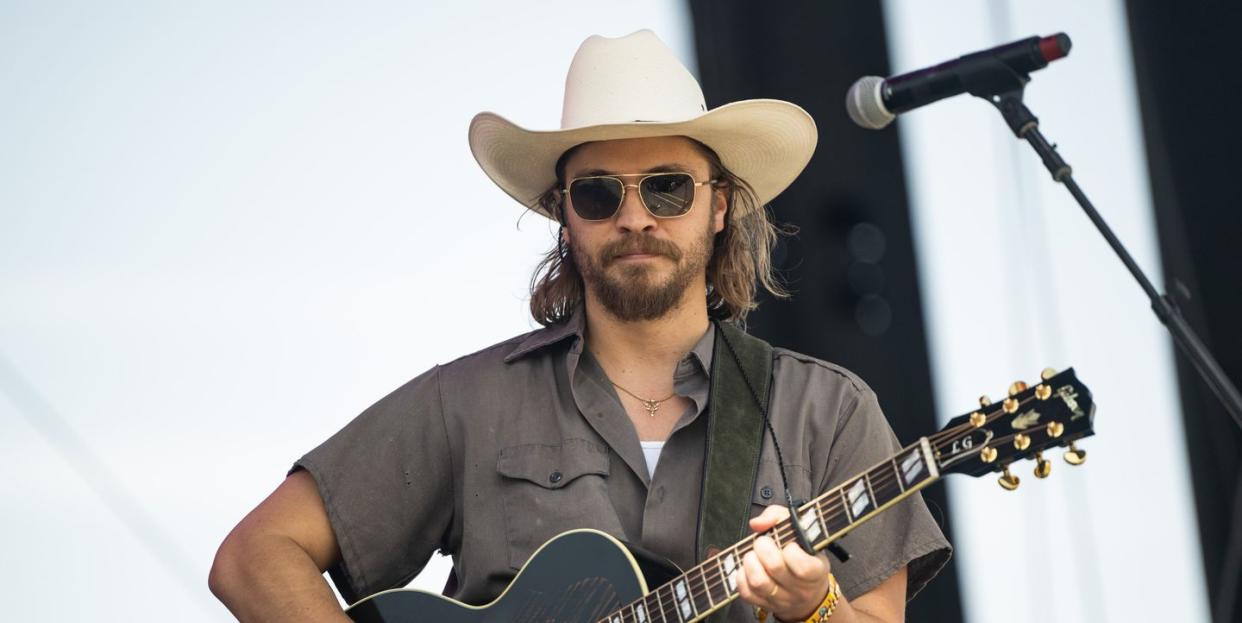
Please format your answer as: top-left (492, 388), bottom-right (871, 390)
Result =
top-left (611, 381), bottom-right (676, 418)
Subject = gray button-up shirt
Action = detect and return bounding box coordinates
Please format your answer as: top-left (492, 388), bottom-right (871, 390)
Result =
top-left (294, 308), bottom-right (950, 619)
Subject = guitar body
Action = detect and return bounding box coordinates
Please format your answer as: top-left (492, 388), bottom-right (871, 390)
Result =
top-left (346, 530), bottom-right (652, 623)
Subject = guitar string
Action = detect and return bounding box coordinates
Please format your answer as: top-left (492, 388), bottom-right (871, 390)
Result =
top-left (605, 390), bottom-right (1068, 621)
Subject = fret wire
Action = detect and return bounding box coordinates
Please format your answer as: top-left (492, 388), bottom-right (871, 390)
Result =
top-left (661, 582), bottom-right (682, 623)
top-left (891, 456), bottom-right (906, 492)
top-left (688, 566), bottom-right (711, 616)
top-left (682, 563), bottom-right (707, 615)
top-left (811, 501), bottom-right (828, 546)
top-left (644, 590), bottom-right (662, 623)
top-left (863, 471), bottom-right (878, 511)
top-left (716, 554), bottom-right (729, 598)
top-left (653, 582), bottom-right (669, 623)
top-left (699, 565), bottom-right (715, 608)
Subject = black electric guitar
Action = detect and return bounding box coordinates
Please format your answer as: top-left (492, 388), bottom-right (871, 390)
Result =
top-left (347, 368), bottom-right (1096, 622)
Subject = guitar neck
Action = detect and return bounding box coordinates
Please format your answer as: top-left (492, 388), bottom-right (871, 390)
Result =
top-left (603, 437), bottom-right (942, 623)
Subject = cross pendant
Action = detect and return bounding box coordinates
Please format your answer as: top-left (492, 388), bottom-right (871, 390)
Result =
top-left (643, 400), bottom-right (661, 418)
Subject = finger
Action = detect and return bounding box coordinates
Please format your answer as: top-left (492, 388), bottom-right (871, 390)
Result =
top-left (782, 542), bottom-right (831, 582)
top-left (740, 549), bottom-right (777, 605)
top-left (752, 536), bottom-right (795, 590)
top-left (748, 505), bottom-right (791, 532)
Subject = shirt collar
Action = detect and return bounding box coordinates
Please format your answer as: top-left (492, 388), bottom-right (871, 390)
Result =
top-left (503, 307), bottom-right (587, 364)
top-left (503, 305), bottom-right (715, 373)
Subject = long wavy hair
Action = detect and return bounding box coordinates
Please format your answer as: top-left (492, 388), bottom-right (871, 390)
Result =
top-left (528, 139), bottom-right (792, 327)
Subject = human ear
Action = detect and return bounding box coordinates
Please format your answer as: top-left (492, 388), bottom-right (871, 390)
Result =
top-left (711, 185), bottom-right (728, 234)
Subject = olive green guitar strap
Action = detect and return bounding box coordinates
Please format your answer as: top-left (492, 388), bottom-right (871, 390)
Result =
top-left (696, 321), bottom-right (773, 619)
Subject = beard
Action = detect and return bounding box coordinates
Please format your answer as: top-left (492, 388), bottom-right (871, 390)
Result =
top-left (573, 223), bottom-right (715, 322)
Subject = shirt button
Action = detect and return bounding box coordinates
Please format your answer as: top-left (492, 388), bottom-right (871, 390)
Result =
top-left (549, 471), bottom-right (563, 484)
top-left (760, 485), bottom-right (773, 500)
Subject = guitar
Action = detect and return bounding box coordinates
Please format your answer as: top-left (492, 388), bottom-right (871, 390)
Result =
top-left (346, 367), bottom-right (1096, 622)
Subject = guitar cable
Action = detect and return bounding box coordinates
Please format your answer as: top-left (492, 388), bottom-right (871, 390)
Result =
top-left (714, 321), bottom-right (850, 564)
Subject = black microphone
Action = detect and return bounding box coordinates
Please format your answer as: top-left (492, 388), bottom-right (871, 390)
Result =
top-left (846, 33), bottom-right (1071, 129)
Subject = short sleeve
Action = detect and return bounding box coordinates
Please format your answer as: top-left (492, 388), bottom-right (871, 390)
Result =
top-left (823, 384), bottom-right (951, 601)
top-left (290, 366), bottom-right (454, 605)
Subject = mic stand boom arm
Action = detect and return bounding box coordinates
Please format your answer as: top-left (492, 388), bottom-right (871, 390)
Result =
top-left (967, 62), bottom-right (1242, 431)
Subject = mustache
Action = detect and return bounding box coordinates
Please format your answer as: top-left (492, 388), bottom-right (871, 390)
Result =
top-left (601, 235), bottom-right (682, 265)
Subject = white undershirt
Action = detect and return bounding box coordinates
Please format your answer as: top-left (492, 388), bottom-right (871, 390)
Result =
top-left (639, 440), bottom-right (665, 479)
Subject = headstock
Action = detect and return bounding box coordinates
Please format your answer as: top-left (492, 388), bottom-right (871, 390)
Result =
top-left (932, 367), bottom-right (1095, 490)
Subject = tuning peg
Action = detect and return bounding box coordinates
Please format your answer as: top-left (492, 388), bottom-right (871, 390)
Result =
top-left (979, 395), bottom-right (992, 408)
top-left (998, 466), bottom-right (1020, 491)
top-left (1040, 367), bottom-right (1058, 381)
top-left (1008, 381), bottom-right (1029, 397)
top-left (1034, 452), bottom-right (1052, 478)
top-left (1035, 384), bottom-right (1052, 400)
top-left (1046, 421), bottom-right (1064, 438)
top-left (1013, 433), bottom-right (1031, 451)
top-left (979, 446), bottom-right (998, 464)
top-left (970, 411), bottom-right (987, 427)
top-left (1064, 442), bottom-right (1087, 466)
top-left (1003, 397), bottom-right (1020, 414)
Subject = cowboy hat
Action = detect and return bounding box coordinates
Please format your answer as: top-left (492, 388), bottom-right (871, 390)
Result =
top-left (468, 29), bottom-right (818, 220)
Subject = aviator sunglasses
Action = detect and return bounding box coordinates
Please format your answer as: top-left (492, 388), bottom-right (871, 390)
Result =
top-left (563, 172), bottom-right (719, 221)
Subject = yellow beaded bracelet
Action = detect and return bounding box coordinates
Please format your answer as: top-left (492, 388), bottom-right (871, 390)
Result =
top-left (754, 574), bottom-right (839, 622)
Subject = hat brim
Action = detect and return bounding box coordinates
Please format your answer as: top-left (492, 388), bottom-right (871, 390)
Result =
top-left (468, 99), bottom-right (818, 220)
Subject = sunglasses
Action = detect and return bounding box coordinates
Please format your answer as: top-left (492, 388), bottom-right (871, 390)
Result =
top-left (563, 172), bottom-right (718, 221)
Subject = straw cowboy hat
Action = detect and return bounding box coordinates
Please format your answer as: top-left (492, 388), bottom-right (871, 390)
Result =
top-left (468, 29), bottom-right (818, 220)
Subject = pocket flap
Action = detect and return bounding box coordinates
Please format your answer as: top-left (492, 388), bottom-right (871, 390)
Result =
top-left (751, 461), bottom-right (813, 506)
top-left (497, 439), bottom-right (610, 489)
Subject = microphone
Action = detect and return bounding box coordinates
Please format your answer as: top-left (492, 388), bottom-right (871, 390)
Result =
top-left (846, 33), bottom-right (1071, 129)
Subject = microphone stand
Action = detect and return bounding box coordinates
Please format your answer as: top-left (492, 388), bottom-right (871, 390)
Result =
top-left (963, 60), bottom-right (1242, 431)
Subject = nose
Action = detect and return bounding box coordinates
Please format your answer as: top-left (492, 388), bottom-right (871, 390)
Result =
top-left (612, 182), bottom-right (657, 232)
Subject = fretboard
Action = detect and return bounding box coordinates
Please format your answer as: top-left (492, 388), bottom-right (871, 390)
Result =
top-left (597, 437), bottom-right (941, 623)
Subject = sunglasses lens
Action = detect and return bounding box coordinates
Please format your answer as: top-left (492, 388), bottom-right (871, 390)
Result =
top-left (640, 173), bottom-right (696, 217)
top-left (569, 177), bottom-right (624, 220)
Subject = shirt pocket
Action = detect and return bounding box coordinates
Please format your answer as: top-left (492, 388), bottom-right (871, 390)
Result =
top-left (496, 438), bottom-right (623, 570)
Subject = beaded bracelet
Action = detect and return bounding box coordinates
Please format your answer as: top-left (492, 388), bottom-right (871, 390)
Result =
top-left (754, 573), bottom-right (839, 622)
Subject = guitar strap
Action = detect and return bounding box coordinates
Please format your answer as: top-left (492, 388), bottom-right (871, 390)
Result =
top-left (696, 322), bottom-right (774, 587)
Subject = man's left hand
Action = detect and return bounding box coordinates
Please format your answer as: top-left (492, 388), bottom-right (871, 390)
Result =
top-left (733, 505), bottom-right (834, 622)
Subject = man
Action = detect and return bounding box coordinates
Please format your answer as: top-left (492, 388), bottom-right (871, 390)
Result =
top-left (209, 30), bottom-right (949, 622)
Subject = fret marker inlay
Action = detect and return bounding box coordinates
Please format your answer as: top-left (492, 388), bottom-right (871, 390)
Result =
top-left (901, 450), bottom-right (924, 486)
top-left (636, 604), bottom-right (647, 623)
top-left (723, 552), bottom-right (738, 591)
top-left (847, 478), bottom-right (871, 517)
top-left (675, 579), bottom-right (693, 619)
top-left (799, 508), bottom-right (823, 542)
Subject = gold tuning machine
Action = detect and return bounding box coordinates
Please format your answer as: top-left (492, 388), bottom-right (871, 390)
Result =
top-left (1003, 397), bottom-right (1020, 414)
top-left (1034, 452), bottom-right (1052, 479)
top-left (998, 466), bottom-right (1020, 491)
top-left (1035, 384), bottom-right (1052, 400)
top-left (1064, 442), bottom-right (1087, 466)
top-left (979, 395), bottom-right (992, 408)
top-left (1013, 433), bottom-right (1031, 451)
top-left (1040, 367), bottom-right (1058, 381)
top-left (1047, 421), bottom-right (1064, 438)
top-left (1008, 381), bottom-right (1028, 397)
top-left (979, 446), bottom-right (998, 464)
